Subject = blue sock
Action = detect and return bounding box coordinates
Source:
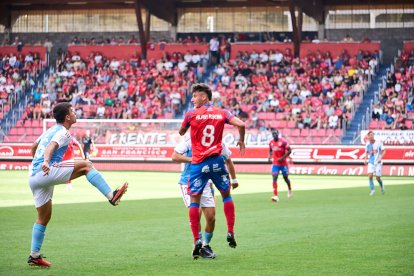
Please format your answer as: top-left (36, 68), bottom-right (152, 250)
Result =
top-left (369, 178), bottom-right (374, 191)
top-left (204, 231), bottom-right (213, 244)
top-left (378, 179), bottom-right (383, 189)
top-left (199, 232), bottom-right (203, 240)
top-left (86, 169), bottom-right (111, 198)
top-left (31, 223), bottom-right (46, 255)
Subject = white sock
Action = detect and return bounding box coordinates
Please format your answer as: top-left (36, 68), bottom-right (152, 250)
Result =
top-left (106, 190), bottom-right (113, 200)
top-left (31, 252), bottom-right (40, 258)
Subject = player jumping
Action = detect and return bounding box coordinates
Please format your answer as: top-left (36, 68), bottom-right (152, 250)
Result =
top-left (172, 136), bottom-right (238, 259)
top-left (179, 83), bottom-right (245, 259)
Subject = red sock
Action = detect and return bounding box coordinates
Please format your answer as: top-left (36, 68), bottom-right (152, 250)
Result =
top-left (223, 197), bottom-right (235, 234)
top-left (189, 205), bottom-right (200, 243)
top-left (273, 181), bottom-right (278, 196)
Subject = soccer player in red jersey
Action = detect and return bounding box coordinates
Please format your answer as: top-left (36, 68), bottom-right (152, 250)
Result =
top-left (179, 83), bottom-right (245, 259)
top-left (268, 129), bottom-right (292, 202)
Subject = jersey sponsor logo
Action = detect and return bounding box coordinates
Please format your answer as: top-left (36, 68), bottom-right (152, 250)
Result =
top-left (194, 178), bottom-right (202, 187)
top-left (213, 163), bottom-right (221, 172)
top-left (195, 114), bottom-right (223, 120)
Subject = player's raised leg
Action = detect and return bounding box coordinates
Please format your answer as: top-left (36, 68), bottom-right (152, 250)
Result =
top-left (70, 159), bottom-right (128, 205)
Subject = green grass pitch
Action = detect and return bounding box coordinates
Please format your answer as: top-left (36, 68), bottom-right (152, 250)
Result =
top-left (0, 171), bottom-right (413, 275)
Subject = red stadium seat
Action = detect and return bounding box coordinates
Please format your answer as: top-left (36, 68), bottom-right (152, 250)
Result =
top-left (290, 128), bottom-right (300, 137)
top-left (369, 120), bottom-right (379, 129)
top-left (300, 128), bottom-right (310, 137)
top-left (334, 128), bottom-right (343, 137)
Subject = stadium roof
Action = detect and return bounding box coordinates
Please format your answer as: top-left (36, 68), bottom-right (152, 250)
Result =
top-left (0, 0), bottom-right (412, 26)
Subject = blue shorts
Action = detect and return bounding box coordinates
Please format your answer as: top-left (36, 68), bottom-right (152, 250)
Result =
top-left (189, 155), bottom-right (230, 196)
top-left (272, 165), bottom-right (289, 176)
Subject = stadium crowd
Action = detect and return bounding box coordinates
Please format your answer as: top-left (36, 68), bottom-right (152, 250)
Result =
top-left (370, 49), bottom-right (414, 130)
top-left (0, 50), bottom-right (40, 120)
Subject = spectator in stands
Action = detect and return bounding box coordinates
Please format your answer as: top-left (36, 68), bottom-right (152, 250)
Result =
top-left (372, 103), bottom-right (383, 120)
top-left (383, 111), bottom-right (395, 129)
top-left (343, 34), bottom-right (354, 42)
top-left (33, 104), bottom-right (42, 120)
top-left (385, 71), bottom-right (396, 88)
top-left (209, 37), bottom-right (219, 65)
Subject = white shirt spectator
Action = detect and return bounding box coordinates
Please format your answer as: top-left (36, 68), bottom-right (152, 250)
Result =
top-left (274, 51), bottom-right (284, 63)
top-left (191, 54), bottom-right (201, 64)
top-left (171, 91), bottom-right (181, 105)
top-left (395, 82), bottom-right (402, 93)
top-left (259, 52), bottom-right (269, 63)
top-left (250, 51), bottom-right (259, 63)
top-left (221, 74), bottom-right (230, 86)
top-left (94, 54), bottom-right (102, 64)
top-left (212, 90), bottom-right (220, 100)
top-left (328, 115), bottom-right (339, 128)
top-left (209, 38), bottom-right (219, 52)
top-left (163, 60), bottom-right (173, 70)
top-left (177, 60), bottom-right (188, 72)
top-left (300, 89), bottom-right (312, 100)
top-left (71, 54), bottom-right (81, 62)
top-left (235, 74), bottom-right (246, 84)
top-left (96, 106), bottom-right (106, 117)
top-left (25, 54), bottom-right (34, 63)
top-left (109, 59), bottom-right (120, 70)
top-left (184, 53), bottom-right (193, 63)
top-left (215, 66), bottom-right (225, 76)
top-left (288, 82), bottom-right (298, 92)
top-left (9, 55), bottom-right (17, 67)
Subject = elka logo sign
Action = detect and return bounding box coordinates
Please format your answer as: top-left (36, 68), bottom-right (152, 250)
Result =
top-left (290, 148), bottom-right (365, 161)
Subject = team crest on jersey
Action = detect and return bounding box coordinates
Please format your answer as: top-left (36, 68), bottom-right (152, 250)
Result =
top-left (278, 142), bottom-right (282, 146)
top-left (202, 165), bottom-right (210, 173)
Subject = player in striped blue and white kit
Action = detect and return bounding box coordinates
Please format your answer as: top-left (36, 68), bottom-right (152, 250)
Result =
top-left (172, 136), bottom-right (238, 259)
top-left (364, 131), bottom-right (385, 196)
top-left (27, 102), bottom-right (128, 267)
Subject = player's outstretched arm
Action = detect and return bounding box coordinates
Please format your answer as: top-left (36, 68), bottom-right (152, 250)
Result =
top-left (279, 147), bottom-right (292, 162)
top-left (42, 141), bottom-right (59, 175)
top-left (225, 158), bottom-right (238, 189)
top-left (31, 141), bottom-right (39, 158)
top-left (179, 126), bottom-right (189, 136)
top-left (229, 116), bottom-right (246, 155)
top-left (172, 151), bottom-right (192, 163)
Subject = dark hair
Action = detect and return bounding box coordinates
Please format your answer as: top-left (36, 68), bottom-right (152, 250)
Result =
top-left (53, 102), bottom-right (72, 123)
top-left (191, 83), bottom-right (212, 101)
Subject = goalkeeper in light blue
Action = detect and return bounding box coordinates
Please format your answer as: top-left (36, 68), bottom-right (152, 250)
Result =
top-left (364, 131), bottom-right (385, 196)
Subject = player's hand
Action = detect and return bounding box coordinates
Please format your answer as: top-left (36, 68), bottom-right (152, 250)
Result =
top-left (268, 157), bottom-right (272, 163)
top-left (237, 140), bottom-right (246, 156)
top-left (42, 162), bottom-right (50, 176)
top-left (231, 182), bottom-right (239, 189)
top-left (364, 160), bottom-right (368, 165)
top-left (277, 158), bottom-right (284, 163)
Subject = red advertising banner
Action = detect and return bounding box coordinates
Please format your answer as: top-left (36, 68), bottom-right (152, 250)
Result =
top-left (1, 144), bottom-right (413, 164)
top-left (0, 161), bottom-right (412, 176)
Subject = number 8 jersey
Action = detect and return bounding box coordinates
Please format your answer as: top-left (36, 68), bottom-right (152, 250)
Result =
top-left (181, 104), bottom-right (234, 164)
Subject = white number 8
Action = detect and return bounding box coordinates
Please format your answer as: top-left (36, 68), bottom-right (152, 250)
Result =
top-left (201, 125), bottom-right (215, 147)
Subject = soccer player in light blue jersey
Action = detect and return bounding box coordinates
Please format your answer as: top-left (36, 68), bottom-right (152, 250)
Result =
top-left (27, 102), bottom-right (128, 267)
top-left (364, 131), bottom-right (385, 196)
top-left (172, 136), bottom-right (238, 259)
